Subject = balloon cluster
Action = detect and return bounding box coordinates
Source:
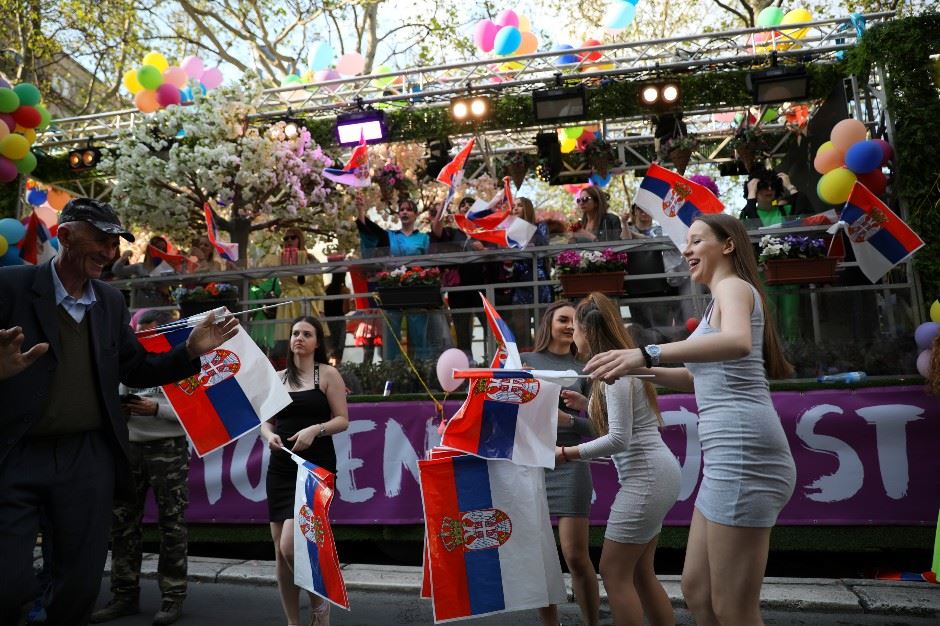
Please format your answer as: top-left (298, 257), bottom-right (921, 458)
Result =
top-left (474, 10), bottom-right (539, 57)
top-left (556, 125), bottom-right (600, 155)
top-left (0, 217), bottom-right (26, 265)
top-left (814, 118), bottom-right (892, 204)
top-left (752, 7), bottom-right (814, 51)
top-left (0, 80), bottom-right (50, 182)
top-left (281, 43), bottom-right (368, 90)
top-left (914, 301), bottom-right (940, 378)
top-left (604, 0), bottom-right (639, 32)
top-left (123, 52), bottom-right (223, 113)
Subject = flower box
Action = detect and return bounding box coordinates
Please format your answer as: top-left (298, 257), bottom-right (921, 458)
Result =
top-left (376, 285), bottom-right (443, 310)
top-left (763, 257), bottom-right (839, 285)
top-left (559, 271), bottom-right (626, 299)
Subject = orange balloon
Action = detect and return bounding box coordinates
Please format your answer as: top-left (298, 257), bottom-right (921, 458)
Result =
top-left (830, 119), bottom-right (867, 153)
top-left (134, 89), bottom-right (161, 113)
top-left (516, 31), bottom-right (539, 55)
top-left (814, 146), bottom-right (843, 174)
top-left (47, 188), bottom-right (72, 211)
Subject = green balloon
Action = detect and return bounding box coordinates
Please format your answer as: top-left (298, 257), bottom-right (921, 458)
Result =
top-left (0, 88), bottom-right (19, 114)
top-left (756, 7), bottom-right (785, 27)
top-left (280, 74), bottom-right (301, 86)
top-left (371, 66), bottom-right (396, 89)
top-left (12, 83), bottom-right (41, 107)
top-left (14, 151), bottom-right (36, 174)
top-left (137, 65), bottom-right (163, 91)
top-left (760, 107), bottom-right (779, 123)
top-left (35, 104), bottom-right (52, 130)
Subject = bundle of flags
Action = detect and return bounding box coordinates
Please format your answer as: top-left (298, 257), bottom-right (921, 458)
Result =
top-left (137, 311), bottom-right (292, 456)
top-left (18, 210), bottom-right (57, 265)
top-left (453, 177), bottom-right (537, 248)
top-left (290, 453), bottom-right (349, 609)
top-left (418, 295), bottom-right (565, 622)
top-left (204, 204), bottom-right (239, 263)
top-left (436, 138), bottom-right (475, 215)
top-left (322, 135), bottom-right (371, 187)
top-left (634, 163), bottom-right (725, 251)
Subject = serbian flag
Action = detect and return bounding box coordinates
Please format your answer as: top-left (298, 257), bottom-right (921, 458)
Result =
top-left (436, 139), bottom-right (475, 215)
top-left (481, 294), bottom-right (521, 369)
top-left (635, 163), bottom-right (725, 251)
top-left (204, 204), bottom-right (239, 262)
top-left (323, 135), bottom-right (371, 187)
top-left (17, 211), bottom-right (57, 265)
top-left (454, 179), bottom-right (535, 248)
top-left (829, 182), bottom-right (925, 283)
top-left (290, 453), bottom-right (349, 609)
top-left (418, 454), bottom-right (566, 622)
top-left (138, 313), bottom-right (292, 456)
top-left (148, 244), bottom-right (197, 273)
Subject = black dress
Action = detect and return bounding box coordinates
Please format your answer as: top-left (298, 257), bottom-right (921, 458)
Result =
top-left (265, 364), bottom-right (337, 522)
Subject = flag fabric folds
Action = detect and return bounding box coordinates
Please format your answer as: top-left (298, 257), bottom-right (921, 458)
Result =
top-left (323, 135), bottom-right (371, 187)
top-left (480, 294), bottom-right (522, 369)
top-left (634, 163), bottom-right (725, 251)
top-left (203, 204), bottom-right (239, 262)
top-left (147, 244), bottom-right (197, 273)
top-left (291, 454), bottom-right (349, 609)
top-left (832, 182), bottom-right (925, 283)
top-left (138, 314), bottom-right (292, 456)
top-left (453, 177), bottom-right (536, 248)
top-left (418, 454), bottom-right (566, 622)
top-left (18, 210), bottom-right (56, 265)
top-left (436, 138), bottom-right (475, 188)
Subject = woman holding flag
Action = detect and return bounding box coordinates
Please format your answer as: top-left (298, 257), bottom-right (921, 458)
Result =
top-left (584, 214), bottom-right (796, 626)
top-left (556, 293), bottom-right (680, 626)
top-left (262, 316), bottom-right (349, 626)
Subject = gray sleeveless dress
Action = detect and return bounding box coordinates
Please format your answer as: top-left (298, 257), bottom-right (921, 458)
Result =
top-left (685, 284), bottom-right (796, 528)
top-left (578, 377), bottom-right (681, 543)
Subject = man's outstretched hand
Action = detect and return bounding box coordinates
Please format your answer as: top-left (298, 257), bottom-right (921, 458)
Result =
top-left (185, 311), bottom-right (240, 359)
top-left (0, 327), bottom-right (49, 381)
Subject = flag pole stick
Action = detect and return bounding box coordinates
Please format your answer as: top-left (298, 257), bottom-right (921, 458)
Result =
top-left (136, 301), bottom-right (295, 336)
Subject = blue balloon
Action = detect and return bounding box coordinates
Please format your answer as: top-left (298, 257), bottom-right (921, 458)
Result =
top-left (49, 236), bottom-right (59, 251)
top-left (605, 2), bottom-right (636, 29)
top-left (554, 44), bottom-right (579, 65)
top-left (589, 172), bottom-right (613, 187)
top-left (309, 42), bottom-right (334, 71)
top-left (26, 189), bottom-right (48, 206)
top-left (180, 87), bottom-right (194, 103)
top-left (845, 140), bottom-right (883, 174)
top-left (493, 26), bottom-right (522, 56)
top-left (0, 247), bottom-right (24, 266)
top-left (0, 217), bottom-right (26, 245)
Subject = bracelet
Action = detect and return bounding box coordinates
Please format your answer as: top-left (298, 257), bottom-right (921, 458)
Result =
top-left (560, 447), bottom-right (569, 462)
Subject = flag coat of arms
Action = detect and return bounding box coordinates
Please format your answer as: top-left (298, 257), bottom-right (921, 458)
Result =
top-left (635, 163), bottom-right (725, 251)
top-left (203, 204), bottom-right (239, 262)
top-left (418, 454), bottom-right (565, 622)
top-left (291, 455), bottom-right (349, 609)
top-left (138, 316), bottom-right (292, 456)
top-left (833, 182), bottom-right (925, 283)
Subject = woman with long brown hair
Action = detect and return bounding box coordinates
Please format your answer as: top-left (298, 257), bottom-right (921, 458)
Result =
top-left (556, 293), bottom-right (680, 626)
top-left (570, 186), bottom-right (621, 243)
top-left (585, 213), bottom-right (796, 626)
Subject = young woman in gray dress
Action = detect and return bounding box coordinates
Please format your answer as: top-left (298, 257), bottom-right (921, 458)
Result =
top-left (524, 301), bottom-right (599, 626)
top-left (556, 293), bottom-right (680, 626)
top-left (584, 214), bottom-right (796, 626)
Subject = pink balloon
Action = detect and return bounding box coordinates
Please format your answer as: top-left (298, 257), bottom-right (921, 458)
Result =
top-left (336, 52), bottom-right (366, 77)
top-left (474, 20), bottom-right (499, 53)
top-left (0, 156), bottom-right (17, 183)
top-left (163, 66), bottom-right (188, 89)
top-left (916, 349), bottom-right (933, 378)
top-left (181, 55), bottom-right (204, 79)
top-left (156, 83), bottom-right (181, 107)
top-left (872, 138), bottom-right (893, 166)
top-left (712, 112), bottom-right (737, 123)
top-left (830, 118), bottom-right (868, 152)
top-left (313, 69), bottom-right (341, 91)
top-left (814, 146), bottom-right (844, 174)
top-left (436, 348), bottom-right (470, 392)
top-left (200, 67), bottom-right (223, 90)
top-left (496, 9), bottom-right (519, 28)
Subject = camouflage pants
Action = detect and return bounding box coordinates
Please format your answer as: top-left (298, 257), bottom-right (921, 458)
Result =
top-left (109, 437), bottom-right (190, 600)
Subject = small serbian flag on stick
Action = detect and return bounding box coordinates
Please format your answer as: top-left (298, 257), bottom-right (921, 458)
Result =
top-left (138, 312), bottom-right (292, 456)
top-left (436, 138), bottom-right (475, 216)
top-left (148, 244), bottom-right (197, 273)
top-left (323, 134), bottom-right (371, 187)
top-left (635, 163), bottom-right (725, 252)
top-left (204, 204), bottom-right (239, 262)
top-left (481, 294), bottom-right (522, 369)
top-left (290, 452), bottom-right (349, 610)
top-left (417, 454), bottom-right (566, 622)
top-left (831, 182), bottom-right (925, 283)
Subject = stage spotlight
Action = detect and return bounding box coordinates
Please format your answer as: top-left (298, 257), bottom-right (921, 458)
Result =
top-left (334, 109), bottom-right (387, 146)
top-left (68, 147), bottom-right (101, 170)
top-left (450, 95), bottom-right (491, 122)
top-left (532, 85), bottom-right (587, 123)
top-left (662, 84), bottom-right (680, 104)
top-left (640, 85), bottom-right (659, 106)
top-left (638, 80), bottom-right (681, 109)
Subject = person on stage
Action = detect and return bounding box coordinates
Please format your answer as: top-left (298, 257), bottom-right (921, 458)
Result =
top-left (584, 214), bottom-right (796, 625)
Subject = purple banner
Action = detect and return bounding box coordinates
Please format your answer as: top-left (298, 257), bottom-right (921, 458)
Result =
top-left (164, 386), bottom-right (939, 526)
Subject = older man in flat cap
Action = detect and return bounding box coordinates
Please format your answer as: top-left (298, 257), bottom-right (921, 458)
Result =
top-left (0, 198), bottom-right (238, 626)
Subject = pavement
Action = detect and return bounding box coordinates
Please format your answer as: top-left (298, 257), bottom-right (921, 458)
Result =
top-left (87, 552), bottom-right (940, 618)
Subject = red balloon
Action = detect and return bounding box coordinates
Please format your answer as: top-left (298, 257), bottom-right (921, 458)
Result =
top-left (685, 317), bottom-right (700, 333)
top-left (871, 138), bottom-right (893, 166)
top-left (12, 105), bottom-right (41, 129)
top-left (578, 39), bottom-right (603, 62)
top-left (857, 169), bottom-right (887, 196)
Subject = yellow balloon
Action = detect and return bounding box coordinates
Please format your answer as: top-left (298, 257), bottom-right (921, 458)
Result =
top-left (0, 134), bottom-right (29, 160)
top-left (931, 300), bottom-right (940, 323)
top-left (818, 140), bottom-right (835, 154)
top-left (499, 61), bottom-right (524, 72)
top-left (518, 15), bottom-right (531, 32)
top-left (817, 167), bottom-right (856, 205)
top-left (780, 9), bottom-right (813, 41)
top-left (560, 137), bottom-right (577, 154)
top-left (20, 128), bottom-right (36, 144)
top-left (0, 234), bottom-right (7, 257)
top-left (122, 69), bottom-right (143, 94)
top-left (142, 51), bottom-right (169, 73)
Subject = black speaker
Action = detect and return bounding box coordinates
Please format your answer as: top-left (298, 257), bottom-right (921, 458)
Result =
top-left (535, 132), bottom-right (562, 185)
top-left (424, 137), bottom-right (453, 179)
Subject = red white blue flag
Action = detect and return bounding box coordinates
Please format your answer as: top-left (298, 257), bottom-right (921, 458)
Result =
top-left (480, 294), bottom-right (521, 369)
top-left (635, 163), bottom-right (725, 251)
top-left (203, 204), bottom-right (239, 262)
top-left (18, 210), bottom-right (56, 265)
top-left (436, 139), bottom-right (475, 215)
top-left (418, 454), bottom-right (566, 622)
top-left (323, 134), bottom-right (371, 187)
top-left (291, 453), bottom-right (349, 609)
top-left (147, 244), bottom-right (197, 273)
top-left (138, 315), bottom-right (292, 456)
top-left (831, 182), bottom-right (924, 283)
top-left (454, 177), bottom-right (536, 248)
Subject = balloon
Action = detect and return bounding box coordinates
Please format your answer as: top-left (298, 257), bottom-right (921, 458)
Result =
top-left (309, 42), bottom-right (334, 71)
top-left (121, 69), bottom-right (143, 94)
top-left (814, 146), bottom-right (844, 174)
top-left (857, 169), bottom-right (887, 196)
top-left (564, 126), bottom-right (584, 139)
top-left (515, 31), bottom-right (539, 55)
top-left (19, 128), bottom-right (36, 145)
top-left (436, 348), bottom-right (470, 392)
top-left (578, 40), bottom-right (603, 62)
top-left (0, 156), bottom-right (16, 183)
top-left (49, 236), bottom-right (59, 251)
top-left (830, 118), bottom-right (867, 152)
top-left (474, 20), bottom-right (499, 53)
top-left (604, 2), bottom-right (636, 31)
top-left (560, 137), bottom-right (577, 153)
top-left (13, 83), bottom-right (41, 106)
top-left (142, 51), bottom-right (169, 73)
top-left (844, 140), bottom-right (883, 174)
top-left (0, 112), bottom-right (15, 132)
top-left (0, 88), bottom-right (19, 113)
top-left (685, 317), bottom-right (700, 333)
top-left (712, 111), bottom-right (737, 123)
top-left (179, 87), bottom-right (194, 103)
top-left (518, 15), bottom-right (531, 32)
top-left (137, 65), bottom-right (163, 90)
top-left (134, 89), bottom-right (160, 113)
top-left (0, 122), bottom-right (7, 141)
top-left (336, 52), bottom-right (366, 76)
top-left (12, 105), bottom-right (41, 129)
top-left (916, 349), bottom-right (933, 378)
top-left (915, 322), bottom-right (940, 350)
top-left (26, 188), bottom-right (47, 206)
top-left (931, 299), bottom-right (940, 323)
top-left (181, 55), bottom-right (204, 79)
top-left (14, 151), bottom-right (36, 174)
top-left (493, 26), bottom-right (522, 55)
top-left (780, 8), bottom-right (813, 40)
top-left (200, 67), bottom-right (223, 90)
top-left (371, 65), bottom-right (396, 89)
top-left (47, 188), bottom-right (71, 211)
top-left (496, 9), bottom-right (519, 28)
top-left (0, 248), bottom-right (25, 266)
top-left (760, 107), bottom-right (779, 124)
top-left (280, 74), bottom-right (301, 86)
top-left (313, 69), bottom-right (341, 91)
top-left (155, 83), bottom-right (182, 107)
top-left (816, 168), bottom-right (857, 205)
top-left (0, 217), bottom-right (26, 244)
top-left (554, 44), bottom-right (579, 65)
top-left (0, 234), bottom-right (6, 256)
top-left (817, 140), bottom-right (835, 154)
top-left (757, 7), bottom-right (785, 27)
top-left (0, 134), bottom-right (29, 160)
top-left (163, 66), bottom-right (188, 89)
top-left (871, 138), bottom-right (893, 165)
top-left (589, 172), bottom-right (612, 187)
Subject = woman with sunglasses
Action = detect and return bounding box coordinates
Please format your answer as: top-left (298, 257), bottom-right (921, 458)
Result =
top-left (273, 228), bottom-right (326, 359)
top-left (570, 187), bottom-right (622, 243)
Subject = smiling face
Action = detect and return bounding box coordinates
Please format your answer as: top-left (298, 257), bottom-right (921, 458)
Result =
top-left (57, 221), bottom-right (121, 282)
top-left (684, 220), bottom-right (734, 285)
top-left (290, 320), bottom-right (319, 356)
top-left (549, 305), bottom-right (576, 352)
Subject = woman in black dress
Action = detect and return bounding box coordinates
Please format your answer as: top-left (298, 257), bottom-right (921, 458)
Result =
top-left (261, 316), bottom-right (349, 626)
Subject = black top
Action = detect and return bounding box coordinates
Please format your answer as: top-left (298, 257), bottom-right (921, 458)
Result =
top-left (269, 364), bottom-right (336, 473)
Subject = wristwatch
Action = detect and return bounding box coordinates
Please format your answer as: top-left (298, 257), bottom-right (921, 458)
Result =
top-left (316, 424), bottom-right (327, 438)
top-left (642, 344), bottom-right (662, 368)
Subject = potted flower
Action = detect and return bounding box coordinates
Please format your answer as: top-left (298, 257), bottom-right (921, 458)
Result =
top-left (501, 151), bottom-right (533, 190)
top-left (730, 126), bottom-right (765, 173)
top-left (659, 134), bottom-right (699, 176)
top-left (173, 282), bottom-right (240, 317)
top-left (374, 265), bottom-right (444, 309)
top-left (374, 162), bottom-right (405, 204)
top-left (583, 138), bottom-right (618, 177)
top-left (553, 248), bottom-right (628, 298)
top-left (759, 234), bottom-right (839, 285)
